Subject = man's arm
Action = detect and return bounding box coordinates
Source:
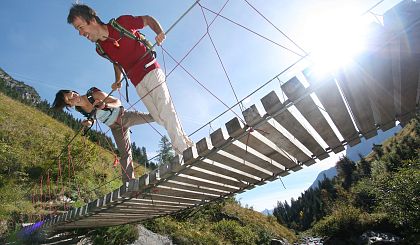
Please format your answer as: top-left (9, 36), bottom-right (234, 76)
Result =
top-left (141, 15), bottom-right (166, 46)
top-left (111, 64), bottom-right (123, 90)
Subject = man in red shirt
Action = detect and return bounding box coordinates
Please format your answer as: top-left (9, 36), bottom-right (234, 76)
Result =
top-left (67, 4), bottom-right (193, 154)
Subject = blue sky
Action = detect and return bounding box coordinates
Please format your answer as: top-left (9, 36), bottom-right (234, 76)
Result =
top-left (0, 0), bottom-right (402, 211)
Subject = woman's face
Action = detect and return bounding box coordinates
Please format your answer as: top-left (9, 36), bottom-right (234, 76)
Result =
top-left (64, 91), bottom-right (81, 106)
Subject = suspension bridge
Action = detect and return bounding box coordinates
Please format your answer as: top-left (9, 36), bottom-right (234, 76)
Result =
top-left (25, 0), bottom-right (419, 232)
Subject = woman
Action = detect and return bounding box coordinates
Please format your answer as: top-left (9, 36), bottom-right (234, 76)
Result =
top-left (52, 87), bottom-right (154, 183)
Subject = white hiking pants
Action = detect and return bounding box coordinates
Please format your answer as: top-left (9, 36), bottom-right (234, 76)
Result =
top-left (136, 68), bottom-right (193, 154)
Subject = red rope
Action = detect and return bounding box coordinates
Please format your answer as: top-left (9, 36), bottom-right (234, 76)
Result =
top-left (67, 146), bottom-right (71, 190)
top-left (47, 171), bottom-right (51, 213)
top-left (68, 145), bottom-right (82, 200)
top-left (39, 176), bottom-right (44, 220)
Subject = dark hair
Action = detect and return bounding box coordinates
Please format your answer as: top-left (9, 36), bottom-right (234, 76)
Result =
top-left (67, 4), bottom-right (103, 25)
top-left (52, 90), bottom-right (74, 111)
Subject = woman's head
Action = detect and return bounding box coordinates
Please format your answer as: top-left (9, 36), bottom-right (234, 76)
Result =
top-left (52, 90), bottom-right (80, 110)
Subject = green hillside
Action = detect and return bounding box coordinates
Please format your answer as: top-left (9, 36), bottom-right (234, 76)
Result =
top-left (0, 91), bottom-right (126, 233)
top-left (0, 90), bottom-right (298, 244)
top-left (142, 199), bottom-right (297, 245)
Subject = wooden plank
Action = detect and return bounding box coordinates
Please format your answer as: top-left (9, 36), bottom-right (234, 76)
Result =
top-left (261, 91), bottom-right (329, 159)
top-left (106, 202), bottom-right (189, 210)
top-left (133, 194), bottom-right (202, 205)
top-left (242, 106), bottom-right (314, 167)
top-left (184, 145), bottom-right (261, 184)
top-left (390, 37), bottom-right (419, 124)
top-left (106, 207), bottom-right (183, 215)
top-left (160, 180), bottom-right (229, 196)
top-left (61, 216), bottom-right (147, 224)
top-left (86, 201), bottom-right (185, 212)
top-left (86, 198), bottom-right (105, 213)
top-left (118, 196), bottom-right (194, 206)
top-left (303, 69), bottom-right (361, 145)
top-left (336, 61), bottom-right (378, 139)
top-left (357, 23), bottom-right (397, 131)
top-left (172, 174), bottom-right (239, 193)
top-left (159, 155), bottom-right (184, 179)
top-left (181, 167), bottom-right (248, 189)
top-left (281, 77), bottom-right (344, 153)
top-left (119, 198), bottom-right (194, 207)
top-left (92, 212), bottom-right (168, 218)
top-left (57, 218), bottom-right (149, 229)
top-left (210, 128), bottom-right (288, 177)
top-left (149, 186), bottom-right (217, 200)
top-left (197, 134), bottom-right (275, 179)
top-left (89, 212), bottom-right (158, 218)
top-left (226, 116), bottom-right (303, 170)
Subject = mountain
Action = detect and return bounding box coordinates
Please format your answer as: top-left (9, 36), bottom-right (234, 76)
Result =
top-left (345, 126), bottom-right (402, 161)
top-left (308, 126), bottom-right (402, 190)
top-left (0, 68), bottom-right (40, 104)
top-left (309, 166), bottom-right (337, 190)
top-left (261, 208), bottom-right (273, 216)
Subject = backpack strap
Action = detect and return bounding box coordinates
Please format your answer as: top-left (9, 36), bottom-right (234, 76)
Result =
top-left (96, 18), bottom-right (157, 102)
top-left (109, 18), bottom-right (156, 58)
top-left (86, 87), bottom-right (100, 105)
top-left (75, 87), bottom-right (111, 118)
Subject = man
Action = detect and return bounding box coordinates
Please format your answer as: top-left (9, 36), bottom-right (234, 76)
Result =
top-left (67, 4), bottom-right (193, 154)
top-left (52, 87), bottom-right (154, 183)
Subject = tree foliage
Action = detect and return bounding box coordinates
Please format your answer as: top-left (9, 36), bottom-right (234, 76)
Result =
top-left (273, 116), bottom-right (420, 242)
top-left (157, 135), bottom-right (174, 166)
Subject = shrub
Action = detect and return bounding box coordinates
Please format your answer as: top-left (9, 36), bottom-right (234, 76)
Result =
top-left (89, 224), bottom-right (138, 245)
top-left (352, 179), bottom-right (377, 212)
top-left (374, 162), bottom-right (420, 236)
top-left (212, 219), bottom-right (258, 245)
top-left (312, 205), bottom-right (371, 237)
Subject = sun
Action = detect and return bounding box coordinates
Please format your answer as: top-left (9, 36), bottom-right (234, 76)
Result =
top-left (301, 3), bottom-right (375, 75)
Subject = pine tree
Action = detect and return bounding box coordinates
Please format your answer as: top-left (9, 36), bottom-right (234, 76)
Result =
top-left (336, 156), bottom-right (356, 190)
top-left (157, 136), bottom-right (174, 166)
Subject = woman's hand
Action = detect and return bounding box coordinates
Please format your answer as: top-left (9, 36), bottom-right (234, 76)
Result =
top-left (93, 100), bottom-right (107, 110)
top-left (81, 119), bottom-right (93, 127)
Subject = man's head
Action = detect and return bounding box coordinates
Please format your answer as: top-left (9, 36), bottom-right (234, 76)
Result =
top-left (67, 4), bottom-right (102, 25)
top-left (67, 4), bottom-right (104, 42)
top-left (52, 90), bottom-right (80, 110)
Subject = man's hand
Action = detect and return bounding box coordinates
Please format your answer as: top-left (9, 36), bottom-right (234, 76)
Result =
top-left (81, 119), bottom-right (93, 127)
top-left (112, 81), bottom-right (122, 91)
top-left (155, 32), bottom-right (166, 46)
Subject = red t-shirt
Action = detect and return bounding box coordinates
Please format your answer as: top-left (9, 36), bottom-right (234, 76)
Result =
top-left (96, 15), bottom-right (159, 87)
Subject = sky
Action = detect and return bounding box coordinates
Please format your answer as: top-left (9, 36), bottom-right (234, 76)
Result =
top-left (0, 0), bottom-right (403, 211)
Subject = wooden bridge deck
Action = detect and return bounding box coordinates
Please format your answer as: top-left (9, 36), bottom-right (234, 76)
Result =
top-left (36, 0), bottom-right (420, 231)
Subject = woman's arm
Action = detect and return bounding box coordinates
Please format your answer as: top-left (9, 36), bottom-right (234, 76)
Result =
top-left (92, 90), bottom-right (122, 109)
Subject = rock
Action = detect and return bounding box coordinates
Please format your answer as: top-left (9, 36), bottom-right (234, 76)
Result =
top-left (128, 225), bottom-right (172, 245)
top-left (270, 238), bottom-right (291, 245)
top-left (361, 231), bottom-right (401, 244)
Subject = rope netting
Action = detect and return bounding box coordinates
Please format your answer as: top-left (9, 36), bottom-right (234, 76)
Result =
top-left (28, 0), bottom-right (396, 223)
